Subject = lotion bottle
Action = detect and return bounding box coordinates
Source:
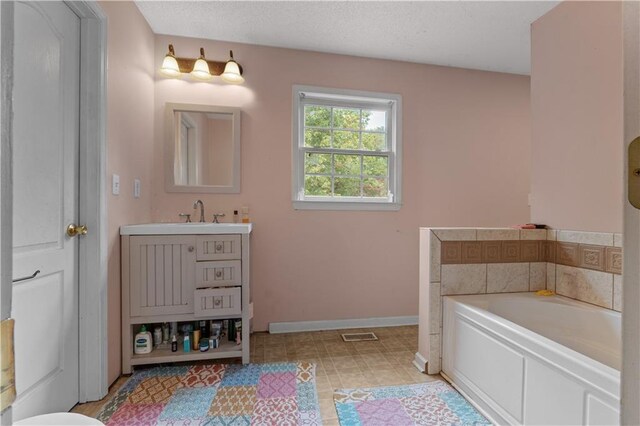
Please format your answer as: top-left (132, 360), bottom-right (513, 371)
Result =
top-left (134, 325), bottom-right (152, 354)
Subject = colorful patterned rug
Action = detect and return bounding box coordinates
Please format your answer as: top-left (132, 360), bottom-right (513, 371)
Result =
top-left (96, 362), bottom-right (321, 425)
top-left (333, 380), bottom-right (490, 426)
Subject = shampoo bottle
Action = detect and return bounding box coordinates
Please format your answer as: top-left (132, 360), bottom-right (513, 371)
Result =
top-left (183, 333), bottom-right (191, 353)
top-left (134, 325), bottom-right (152, 354)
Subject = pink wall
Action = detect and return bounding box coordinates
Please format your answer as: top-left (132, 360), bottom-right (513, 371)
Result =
top-left (100, 1), bottom-right (155, 384)
top-left (531, 1), bottom-right (623, 233)
top-left (151, 35), bottom-right (532, 331)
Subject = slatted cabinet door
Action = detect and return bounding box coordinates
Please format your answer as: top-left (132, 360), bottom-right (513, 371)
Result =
top-left (129, 235), bottom-right (197, 317)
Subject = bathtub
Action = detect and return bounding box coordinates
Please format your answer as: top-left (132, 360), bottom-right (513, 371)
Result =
top-left (442, 293), bottom-right (620, 425)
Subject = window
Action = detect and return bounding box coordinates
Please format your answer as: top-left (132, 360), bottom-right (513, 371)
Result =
top-left (292, 85), bottom-right (402, 210)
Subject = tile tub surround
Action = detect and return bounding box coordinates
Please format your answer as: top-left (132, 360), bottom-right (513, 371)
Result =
top-left (417, 228), bottom-right (623, 375)
top-left (550, 230), bottom-right (622, 312)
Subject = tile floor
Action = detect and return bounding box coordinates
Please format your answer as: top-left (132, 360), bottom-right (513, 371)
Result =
top-left (72, 325), bottom-right (442, 425)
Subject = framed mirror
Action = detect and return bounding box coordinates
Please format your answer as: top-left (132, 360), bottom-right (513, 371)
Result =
top-left (165, 103), bottom-right (241, 193)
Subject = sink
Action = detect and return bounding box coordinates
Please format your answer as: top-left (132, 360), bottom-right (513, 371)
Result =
top-left (120, 222), bottom-right (252, 235)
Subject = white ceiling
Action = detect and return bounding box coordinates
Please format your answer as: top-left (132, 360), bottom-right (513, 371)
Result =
top-left (135, 1), bottom-right (559, 75)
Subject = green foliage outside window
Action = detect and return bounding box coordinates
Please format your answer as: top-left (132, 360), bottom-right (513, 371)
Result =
top-left (303, 105), bottom-right (389, 198)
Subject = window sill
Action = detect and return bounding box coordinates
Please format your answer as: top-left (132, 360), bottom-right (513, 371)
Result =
top-left (292, 200), bottom-right (402, 211)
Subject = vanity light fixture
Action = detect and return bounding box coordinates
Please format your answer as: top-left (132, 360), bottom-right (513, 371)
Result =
top-left (159, 44), bottom-right (245, 84)
top-left (220, 51), bottom-right (245, 84)
top-left (159, 44), bottom-right (181, 78)
top-left (191, 48), bottom-right (214, 81)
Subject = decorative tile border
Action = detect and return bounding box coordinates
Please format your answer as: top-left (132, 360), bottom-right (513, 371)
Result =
top-left (552, 242), bottom-right (620, 275)
top-left (442, 240), bottom-right (622, 275)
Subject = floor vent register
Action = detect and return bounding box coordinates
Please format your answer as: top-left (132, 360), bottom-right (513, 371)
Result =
top-left (340, 332), bottom-right (378, 342)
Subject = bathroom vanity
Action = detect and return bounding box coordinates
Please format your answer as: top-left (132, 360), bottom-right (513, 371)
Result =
top-left (120, 223), bottom-right (252, 374)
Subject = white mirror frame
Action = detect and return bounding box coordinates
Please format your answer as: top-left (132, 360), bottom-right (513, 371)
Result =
top-left (165, 102), bottom-right (241, 193)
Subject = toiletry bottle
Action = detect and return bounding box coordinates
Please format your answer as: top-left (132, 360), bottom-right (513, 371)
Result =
top-left (134, 325), bottom-right (152, 354)
top-left (171, 335), bottom-right (177, 352)
top-left (241, 206), bottom-right (249, 223)
top-left (199, 339), bottom-right (209, 352)
top-left (233, 210), bottom-right (239, 223)
top-left (228, 320), bottom-right (236, 342)
top-left (235, 320), bottom-right (242, 344)
top-left (153, 326), bottom-right (162, 347)
top-left (199, 320), bottom-right (208, 338)
top-left (183, 333), bottom-right (191, 353)
top-left (193, 329), bottom-right (201, 350)
top-left (162, 322), bottom-right (170, 344)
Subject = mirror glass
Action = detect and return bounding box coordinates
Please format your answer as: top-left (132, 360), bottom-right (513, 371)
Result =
top-left (166, 104), bottom-right (240, 193)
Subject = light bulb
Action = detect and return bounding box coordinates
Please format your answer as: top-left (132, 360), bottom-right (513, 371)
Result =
top-left (191, 48), bottom-right (213, 81)
top-left (221, 50), bottom-right (244, 84)
top-left (159, 44), bottom-right (181, 78)
top-left (160, 55), bottom-right (180, 77)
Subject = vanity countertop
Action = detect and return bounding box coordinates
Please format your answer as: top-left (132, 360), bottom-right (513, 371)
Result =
top-left (120, 222), bottom-right (252, 235)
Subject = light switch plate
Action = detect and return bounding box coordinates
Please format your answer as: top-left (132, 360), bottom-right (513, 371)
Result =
top-left (134, 179), bottom-right (141, 199)
top-left (112, 174), bottom-right (120, 195)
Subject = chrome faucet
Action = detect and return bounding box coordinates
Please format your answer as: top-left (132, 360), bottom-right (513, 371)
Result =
top-left (193, 200), bottom-right (205, 223)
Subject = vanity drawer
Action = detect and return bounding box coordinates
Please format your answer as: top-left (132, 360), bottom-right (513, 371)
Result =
top-left (194, 287), bottom-right (241, 317)
top-left (196, 235), bottom-right (241, 261)
top-left (195, 260), bottom-right (241, 288)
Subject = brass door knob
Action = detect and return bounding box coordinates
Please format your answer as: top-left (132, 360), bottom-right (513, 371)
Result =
top-left (67, 223), bottom-right (88, 237)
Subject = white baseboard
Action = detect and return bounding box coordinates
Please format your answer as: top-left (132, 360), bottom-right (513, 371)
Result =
top-left (268, 315), bottom-right (418, 334)
top-left (413, 352), bottom-right (428, 373)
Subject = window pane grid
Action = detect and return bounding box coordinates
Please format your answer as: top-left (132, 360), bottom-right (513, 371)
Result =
top-left (303, 149), bottom-right (389, 198)
top-left (296, 89), bottom-right (399, 206)
top-left (304, 104), bottom-right (388, 152)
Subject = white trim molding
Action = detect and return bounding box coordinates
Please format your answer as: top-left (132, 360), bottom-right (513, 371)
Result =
top-left (268, 315), bottom-right (417, 334)
top-left (291, 84), bottom-right (403, 211)
top-left (0, 2), bottom-right (15, 423)
top-left (413, 352), bottom-right (428, 373)
top-left (65, 0), bottom-right (109, 403)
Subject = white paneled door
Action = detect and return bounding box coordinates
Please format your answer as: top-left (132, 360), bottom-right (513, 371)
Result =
top-left (11, 1), bottom-right (81, 419)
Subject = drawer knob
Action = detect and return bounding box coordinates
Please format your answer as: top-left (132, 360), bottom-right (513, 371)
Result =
top-left (215, 271), bottom-right (223, 278)
top-left (214, 298), bottom-right (221, 306)
top-left (216, 244), bottom-right (223, 251)
top-left (188, 246), bottom-right (195, 252)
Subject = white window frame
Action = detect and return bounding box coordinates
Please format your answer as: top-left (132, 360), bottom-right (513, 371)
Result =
top-left (292, 85), bottom-right (402, 211)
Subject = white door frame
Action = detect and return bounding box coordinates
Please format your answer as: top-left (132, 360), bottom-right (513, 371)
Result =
top-left (0, 0), bottom-right (109, 409)
top-left (1, 4), bottom-right (16, 423)
top-left (622, 2), bottom-right (640, 424)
